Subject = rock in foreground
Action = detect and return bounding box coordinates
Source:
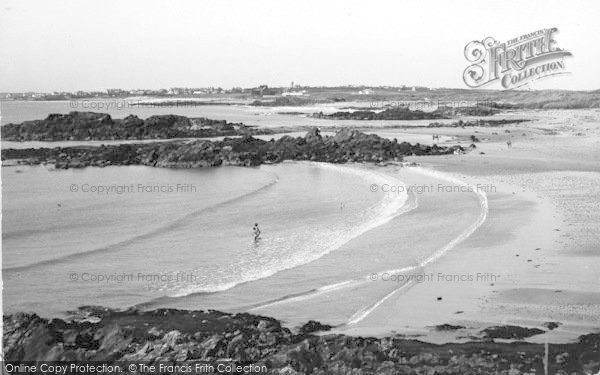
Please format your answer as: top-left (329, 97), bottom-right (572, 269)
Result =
top-left (3, 307), bottom-right (600, 374)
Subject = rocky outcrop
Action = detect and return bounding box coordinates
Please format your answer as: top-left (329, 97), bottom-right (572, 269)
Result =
top-left (480, 325), bottom-right (545, 340)
top-left (250, 97), bottom-right (315, 107)
top-left (2, 128), bottom-right (465, 169)
top-left (1, 112), bottom-right (264, 141)
top-left (3, 307), bottom-right (600, 374)
top-left (427, 119), bottom-right (530, 128)
top-left (314, 107), bottom-right (448, 120)
top-left (313, 105), bottom-right (498, 121)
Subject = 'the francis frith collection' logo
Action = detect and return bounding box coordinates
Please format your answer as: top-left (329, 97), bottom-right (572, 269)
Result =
top-left (463, 28), bottom-right (572, 89)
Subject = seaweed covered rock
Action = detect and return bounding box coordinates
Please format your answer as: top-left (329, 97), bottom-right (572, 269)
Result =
top-left (4, 308), bottom-right (599, 374)
top-left (2, 128), bottom-right (465, 169)
top-left (1, 112), bottom-right (254, 141)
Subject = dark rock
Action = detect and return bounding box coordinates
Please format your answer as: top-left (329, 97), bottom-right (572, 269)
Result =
top-left (1, 112), bottom-right (258, 141)
top-left (480, 325), bottom-right (545, 340)
top-left (304, 127), bottom-right (322, 144)
top-left (3, 128), bottom-right (463, 169)
top-left (434, 324), bottom-right (465, 331)
top-left (2, 309), bottom-right (599, 374)
top-left (543, 322), bottom-right (561, 330)
top-left (298, 321), bottom-right (333, 335)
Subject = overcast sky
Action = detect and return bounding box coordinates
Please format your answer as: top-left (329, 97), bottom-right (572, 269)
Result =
top-left (1, 0), bottom-right (598, 92)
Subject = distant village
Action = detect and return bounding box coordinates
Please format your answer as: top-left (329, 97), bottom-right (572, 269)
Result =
top-left (0, 83), bottom-right (435, 101)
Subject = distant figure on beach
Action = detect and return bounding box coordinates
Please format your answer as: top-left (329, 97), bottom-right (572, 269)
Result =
top-left (253, 223), bottom-right (261, 241)
top-left (432, 134), bottom-right (440, 143)
top-left (507, 138), bottom-right (512, 148)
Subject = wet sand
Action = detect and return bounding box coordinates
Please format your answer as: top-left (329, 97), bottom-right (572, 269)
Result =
top-left (339, 109), bottom-right (600, 343)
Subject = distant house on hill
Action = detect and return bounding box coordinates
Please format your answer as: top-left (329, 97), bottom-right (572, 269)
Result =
top-left (358, 89), bottom-right (375, 95)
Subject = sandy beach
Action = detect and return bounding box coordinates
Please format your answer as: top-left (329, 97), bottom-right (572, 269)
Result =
top-left (334, 109), bottom-right (600, 343)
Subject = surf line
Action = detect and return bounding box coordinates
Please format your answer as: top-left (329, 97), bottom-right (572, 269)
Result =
top-left (345, 167), bottom-right (490, 325)
top-left (247, 165), bottom-right (417, 312)
top-left (252, 167), bottom-right (488, 314)
top-left (167, 161), bottom-right (413, 300)
top-left (251, 167), bottom-right (488, 315)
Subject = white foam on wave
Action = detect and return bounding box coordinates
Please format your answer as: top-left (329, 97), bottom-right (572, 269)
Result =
top-left (167, 162), bottom-right (413, 298)
top-left (250, 197), bottom-right (418, 311)
top-left (346, 167), bottom-right (489, 325)
top-left (251, 166), bottom-right (488, 319)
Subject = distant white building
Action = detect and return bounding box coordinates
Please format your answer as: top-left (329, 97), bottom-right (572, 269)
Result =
top-left (358, 89), bottom-right (375, 95)
top-left (282, 90), bottom-right (307, 97)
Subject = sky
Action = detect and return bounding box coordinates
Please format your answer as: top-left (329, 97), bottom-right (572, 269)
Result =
top-left (0, 0), bottom-right (598, 92)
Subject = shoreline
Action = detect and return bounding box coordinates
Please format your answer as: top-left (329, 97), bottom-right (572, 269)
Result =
top-left (3, 109), bottom-right (600, 371)
top-left (334, 167), bottom-right (573, 341)
top-left (3, 150), bottom-right (599, 343)
top-left (5, 160), bottom-right (597, 342)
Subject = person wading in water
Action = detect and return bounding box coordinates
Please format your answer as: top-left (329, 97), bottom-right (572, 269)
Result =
top-left (253, 223), bottom-right (261, 241)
